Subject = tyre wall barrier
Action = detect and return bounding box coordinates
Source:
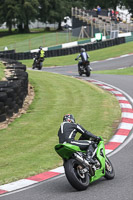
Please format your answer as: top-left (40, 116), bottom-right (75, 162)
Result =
top-left (0, 37), bottom-right (125, 61)
top-left (0, 59), bottom-right (28, 123)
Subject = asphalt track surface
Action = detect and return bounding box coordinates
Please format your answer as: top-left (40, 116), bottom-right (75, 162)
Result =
top-left (1, 55), bottom-right (133, 200)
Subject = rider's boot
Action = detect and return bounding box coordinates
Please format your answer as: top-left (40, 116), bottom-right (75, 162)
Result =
top-left (86, 147), bottom-right (96, 164)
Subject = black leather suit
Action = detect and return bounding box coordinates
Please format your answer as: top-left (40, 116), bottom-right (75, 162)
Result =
top-left (58, 122), bottom-right (97, 153)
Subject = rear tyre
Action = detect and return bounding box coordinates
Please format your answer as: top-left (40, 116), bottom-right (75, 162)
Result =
top-left (104, 156), bottom-right (115, 180)
top-left (64, 159), bottom-right (90, 191)
top-left (86, 66), bottom-right (91, 77)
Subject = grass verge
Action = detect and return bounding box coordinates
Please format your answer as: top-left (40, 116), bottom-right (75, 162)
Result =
top-left (0, 70), bottom-right (121, 185)
top-left (0, 31), bottom-right (78, 52)
top-left (92, 66), bottom-right (133, 75)
top-left (0, 62), bottom-right (5, 80)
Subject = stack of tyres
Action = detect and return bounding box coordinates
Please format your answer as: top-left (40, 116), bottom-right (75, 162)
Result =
top-left (0, 82), bottom-right (8, 122)
top-left (0, 83), bottom-right (7, 122)
top-left (0, 60), bottom-right (29, 123)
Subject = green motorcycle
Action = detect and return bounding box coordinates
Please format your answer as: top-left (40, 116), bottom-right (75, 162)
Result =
top-left (55, 137), bottom-right (115, 191)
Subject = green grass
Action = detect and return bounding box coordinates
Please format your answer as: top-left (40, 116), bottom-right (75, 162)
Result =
top-left (0, 31), bottom-right (78, 52)
top-left (21, 41), bottom-right (133, 68)
top-left (0, 62), bottom-right (5, 80)
top-left (1, 36), bottom-right (132, 185)
top-left (92, 66), bottom-right (133, 75)
top-left (0, 70), bottom-right (121, 185)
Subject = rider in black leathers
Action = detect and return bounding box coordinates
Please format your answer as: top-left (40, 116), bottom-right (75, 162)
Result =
top-left (58, 114), bottom-right (101, 164)
top-left (75, 48), bottom-right (90, 71)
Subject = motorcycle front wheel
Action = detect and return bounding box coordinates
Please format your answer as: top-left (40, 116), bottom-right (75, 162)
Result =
top-left (37, 62), bottom-right (42, 70)
top-left (64, 159), bottom-right (90, 191)
top-left (32, 64), bottom-right (36, 69)
top-left (78, 66), bottom-right (82, 76)
top-left (104, 156), bottom-right (115, 180)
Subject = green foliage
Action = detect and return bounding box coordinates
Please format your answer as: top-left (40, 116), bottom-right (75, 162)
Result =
top-left (0, 0), bottom-right (133, 33)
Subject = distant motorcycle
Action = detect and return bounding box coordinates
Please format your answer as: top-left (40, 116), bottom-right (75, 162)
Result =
top-left (32, 55), bottom-right (44, 70)
top-left (75, 59), bottom-right (91, 77)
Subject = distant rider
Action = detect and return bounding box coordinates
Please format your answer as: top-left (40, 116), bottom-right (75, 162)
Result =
top-left (75, 48), bottom-right (91, 71)
top-left (58, 114), bottom-right (101, 164)
top-left (38, 46), bottom-right (45, 62)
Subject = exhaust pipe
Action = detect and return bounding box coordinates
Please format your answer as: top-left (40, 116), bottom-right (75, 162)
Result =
top-left (74, 153), bottom-right (89, 167)
top-left (74, 153), bottom-right (95, 176)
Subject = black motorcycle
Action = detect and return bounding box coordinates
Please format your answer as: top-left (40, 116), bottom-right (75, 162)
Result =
top-left (32, 55), bottom-right (44, 70)
top-left (75, 59), bottom-right (91, 77)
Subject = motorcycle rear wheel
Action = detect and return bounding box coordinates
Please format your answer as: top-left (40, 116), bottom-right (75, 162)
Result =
top-left (86, 66), bottom-right (91, 77)
top-left (104, 156), bottom-right (115, 180)
top-left (64, 159), bottom-right (90, 191)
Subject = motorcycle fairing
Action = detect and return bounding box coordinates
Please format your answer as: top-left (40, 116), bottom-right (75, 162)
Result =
top-left (90, 140), bottom-right (106, 183)
top-left (55, 143), bottom-right (82, 160)
top-left (55, 138), bottom-right (106, 183)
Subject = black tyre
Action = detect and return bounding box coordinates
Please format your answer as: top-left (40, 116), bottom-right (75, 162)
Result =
top-left (13, 104), bottom-right (19, 113)
top-left (0, 102), bottom-right (5, 114)
top-left (32, 64), bottom-right (36, 69)
top-left (78, 65), bottom-right (82, 76)
top-left (0, 92), bottom-right (7, 102)
top-left (38, 62), bottom-right (42, 70)
top-left (104, 156), bottom-right (115, 180)
top-left (0, 88), bottom-right (14, 99)
top-left (0, 81), bottom-right (9, 88)
top-left (6, 108), bottom-right (13, 117)
top-left (78, 70), bottom-right (82, 76)
top-left (0, 114), bottom-right (6, 122)
top-left (64, 159), bottom-right (90, 191)
top-left (86, 66), bottom-right (91, 77)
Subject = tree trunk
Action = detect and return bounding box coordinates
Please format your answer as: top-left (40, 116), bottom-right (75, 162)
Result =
top-left (24, 23), bottom-right (30, 33)
top-left (7, 22), bottom-right (12, 33)
top-left (57, 20), bottom-right (63, 30)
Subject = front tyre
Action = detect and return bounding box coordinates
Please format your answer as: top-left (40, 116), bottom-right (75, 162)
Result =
top-left (78, 65), bottom-right (82, 76)
top-left (104, 157), bottom-right (115, 180)
top-left (38, 62), bottom-right (42, 70)
top-left (32, 64), bottom-right (35, 69)
top-left (78, 70), bottom-right (82, 76)
top-left (64, 159), bottom-right (90, 191)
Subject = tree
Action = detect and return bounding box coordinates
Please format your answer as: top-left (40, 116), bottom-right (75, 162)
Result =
top-left (0, 0), bottom-right (39, 33)
top-left (123, 0), bottom-right (133, 15)
top-left (38, 0), bottom-right (84, 30)
top-left (16, 0), bottom-right (39, 33)
top-left (0, 0), bottom-right (18, 33)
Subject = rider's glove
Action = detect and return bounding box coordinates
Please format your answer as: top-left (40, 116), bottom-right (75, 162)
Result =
top-left (95, 137), bottom-right (101, 142)
top-left (75, 58), bottom-right (78, 60)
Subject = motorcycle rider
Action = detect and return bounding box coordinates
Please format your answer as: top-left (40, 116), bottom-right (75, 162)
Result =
top-left (75, 48), bottom-right (91, 71)
top-left (38, 46), bottom-right (45, 62)
top-left (58, 114), bottom-right (101, 164)
top-left (32, 46), bottom-right (45, 69)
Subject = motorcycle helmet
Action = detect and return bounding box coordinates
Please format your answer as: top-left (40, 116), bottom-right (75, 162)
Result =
top-left (81, 48), bottom-right (85, 52)
top-left (63, 114), bottom-right (75, 123)
top-left (39, 46), bottom-right (43, 50)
